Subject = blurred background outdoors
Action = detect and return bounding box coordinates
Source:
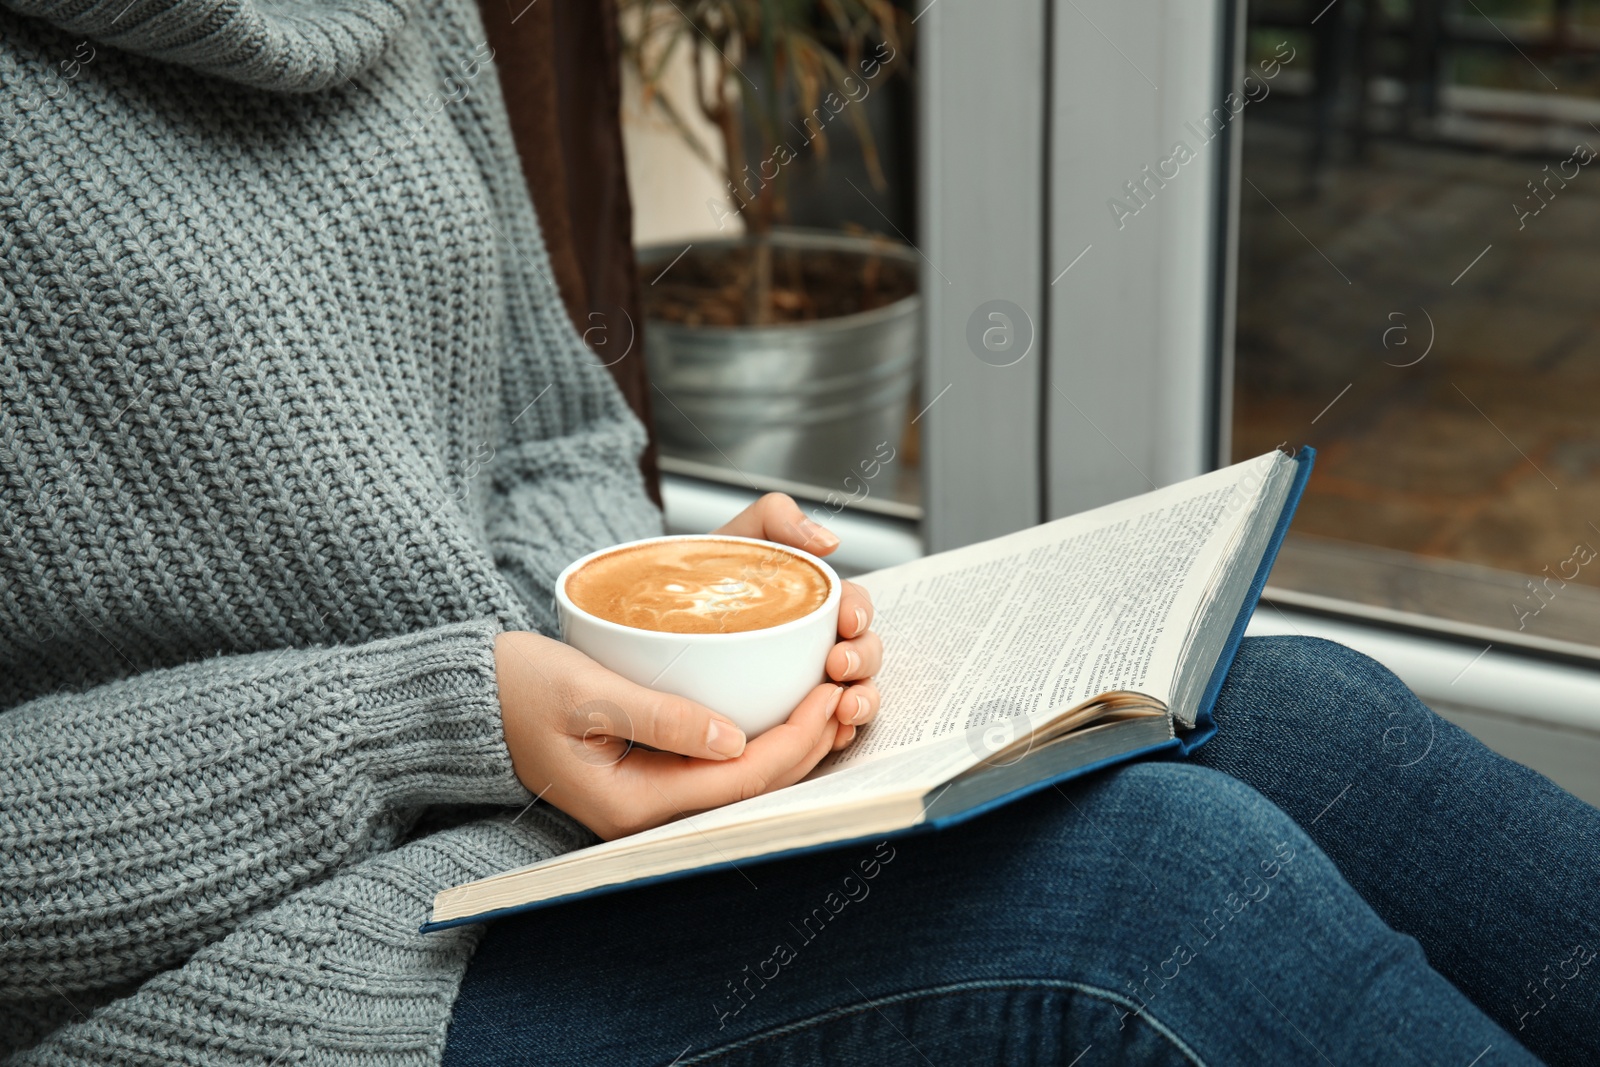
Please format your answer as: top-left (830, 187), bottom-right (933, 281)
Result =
top-left (1235, 0), bottom-right (1600, 650)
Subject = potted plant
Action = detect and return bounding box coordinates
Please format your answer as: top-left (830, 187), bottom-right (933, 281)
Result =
top-left (620, 0), bottom-right (920, 493)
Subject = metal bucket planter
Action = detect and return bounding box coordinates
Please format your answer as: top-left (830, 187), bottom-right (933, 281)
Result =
top-left (639, 230), bottom-right (921, 493)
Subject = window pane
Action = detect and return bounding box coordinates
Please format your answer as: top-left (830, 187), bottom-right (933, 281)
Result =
top-left (1235, 0), bottom-right (1600, 657)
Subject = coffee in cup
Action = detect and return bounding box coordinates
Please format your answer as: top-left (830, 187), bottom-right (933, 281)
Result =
top-left (563, 539), bottom-right (831, 635)
top-left (556, 535), bottom-right (841, 737)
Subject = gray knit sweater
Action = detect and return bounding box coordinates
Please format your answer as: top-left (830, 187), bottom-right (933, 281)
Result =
top-left (0, 0), bottom-right (664, 1060)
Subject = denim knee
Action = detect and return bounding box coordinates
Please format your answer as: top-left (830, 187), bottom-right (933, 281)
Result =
top-left (1060, 762), bottom-right (1319, 884)
top-left (1197, 636), bottom-right (1440, 776)
top-left (1227, 636), bottom-right (1415, 720)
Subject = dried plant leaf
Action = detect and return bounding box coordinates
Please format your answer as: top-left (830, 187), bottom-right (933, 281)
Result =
top-left (619, 0), bottom-right (910, 225)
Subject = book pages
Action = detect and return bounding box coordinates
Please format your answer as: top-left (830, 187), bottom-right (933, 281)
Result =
top-left (828, 453), bottom-right (1287, 768)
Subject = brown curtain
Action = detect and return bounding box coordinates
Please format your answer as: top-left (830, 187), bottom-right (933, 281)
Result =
top-left (479, 0), bottom-right (662, 506)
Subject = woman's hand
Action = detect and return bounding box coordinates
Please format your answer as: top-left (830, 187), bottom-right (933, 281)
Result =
top-left (495, 493), bottom-right (879, 841)
top-left (496, 631), bottom-right (846, 839)
top-left (712, 493), bottom-right (882, 751)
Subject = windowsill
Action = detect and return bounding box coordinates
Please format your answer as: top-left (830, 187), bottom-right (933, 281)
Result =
top-left (660, 472), bottom-right (923, 577)
top-left (1268, 535), bottom-right (1600, 664)
top-left (658, 454), bottom-right (923, 522)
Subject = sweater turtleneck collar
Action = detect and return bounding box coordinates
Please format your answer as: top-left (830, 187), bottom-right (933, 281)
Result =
top-left (2, 0), bottom-right (414, 91)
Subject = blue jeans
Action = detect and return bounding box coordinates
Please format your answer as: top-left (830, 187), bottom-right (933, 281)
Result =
top-left (442, 638), bottom-right (1600, 1065)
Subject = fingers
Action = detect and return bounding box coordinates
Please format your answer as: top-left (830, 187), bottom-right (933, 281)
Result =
top-left (831, 582), bottom-right (879, 730)
top-left (712, 492), bottom-right (839, 556)
top-left (623, 687), bottom-right (749, 761)
top-left (839, 581), bottom-right (875, 638)
top-left (758, 689), bottom-right (846, 792)
top-left (615, 683), bottom-right (844, 821)
top-left (836, 680), bottom-right (879, 727)
top-left (501, 633), bottom-right (861, 842)
top-left (827, 629), bottom-right (882, 683)
top-left (557, 644), bottom-right (748, 761)
top-left (786, 702), bottom-right (845, 772)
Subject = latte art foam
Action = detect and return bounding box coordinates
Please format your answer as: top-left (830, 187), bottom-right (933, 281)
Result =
top-left (565, 540), bottom-right (831, 634)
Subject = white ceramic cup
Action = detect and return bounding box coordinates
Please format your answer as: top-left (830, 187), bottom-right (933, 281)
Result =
top-left (555, 534), bottom-right (842, 738)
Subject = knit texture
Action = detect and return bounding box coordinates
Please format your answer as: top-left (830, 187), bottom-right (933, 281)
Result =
top-left (0, 0), bottom-right (663, 1059)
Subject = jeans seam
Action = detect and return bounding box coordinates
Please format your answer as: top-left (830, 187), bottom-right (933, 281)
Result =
top-left (679, 977), bottom-right (1209, 1066)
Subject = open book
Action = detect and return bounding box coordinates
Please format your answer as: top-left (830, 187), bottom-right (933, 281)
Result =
top-left (423, 447), bottom-right (1313, 930)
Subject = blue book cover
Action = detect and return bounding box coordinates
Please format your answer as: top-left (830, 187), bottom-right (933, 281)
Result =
top-left (423, 448), bottom-right (1314, 932)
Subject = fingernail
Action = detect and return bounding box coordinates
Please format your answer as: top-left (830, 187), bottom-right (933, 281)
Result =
top-left (848, 692), bottom-right (870, 725)
top-left (852, 606), bottom-right (867, 636)
top-left (706, 718), bottom-right (746, 758)
top-left (843, 649), bottom-right (860, 677)
top-left (800, 519), bottom-right (840, 550)
top-left (826, 685), bottom-right (847, 715)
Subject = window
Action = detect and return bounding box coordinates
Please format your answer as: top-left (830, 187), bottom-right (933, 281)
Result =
top-left (1235, 0), bottom-right (1600, 659)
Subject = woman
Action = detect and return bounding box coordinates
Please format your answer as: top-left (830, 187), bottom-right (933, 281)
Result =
top-left (1, 0), bottom-right (1594, 1063)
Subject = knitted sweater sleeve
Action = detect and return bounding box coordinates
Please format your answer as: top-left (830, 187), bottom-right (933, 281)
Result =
top-left (4, 811), bottom-right (587, 1066)
top-left (0, 619), bottom-right (533, 1007)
